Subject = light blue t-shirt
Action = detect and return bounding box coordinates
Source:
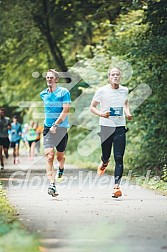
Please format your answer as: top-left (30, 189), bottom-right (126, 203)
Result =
top-left (40, 86), bottom-right (71, 128)
top-left (10, 122), bottom-right (22, 142)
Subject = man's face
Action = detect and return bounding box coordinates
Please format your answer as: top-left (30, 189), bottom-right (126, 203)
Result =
top-left (0, 110), bottom-right (5, 117)
top-left (109, 69), bottom-right (121, 84)
top-left (46, 72), bottom-right (57, 88)
top-left (13, 118), bottom-right (17, 123)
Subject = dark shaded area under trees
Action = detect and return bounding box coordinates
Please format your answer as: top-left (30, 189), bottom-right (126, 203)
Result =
top-left (0, 0), bottom-right (166, 178)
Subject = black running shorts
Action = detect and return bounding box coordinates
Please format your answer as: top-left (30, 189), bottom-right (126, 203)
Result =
top-left (0, 137), bottom-right (10, 149)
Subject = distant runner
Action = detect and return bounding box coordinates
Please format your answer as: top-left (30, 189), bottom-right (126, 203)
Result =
top-left (10, 115), bottom-right (22, 164)
top-left (0, 108), bottom-right (11, 169)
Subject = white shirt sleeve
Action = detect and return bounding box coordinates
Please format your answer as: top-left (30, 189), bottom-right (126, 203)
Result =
top-left (92, 89), bottom-right (102, 103)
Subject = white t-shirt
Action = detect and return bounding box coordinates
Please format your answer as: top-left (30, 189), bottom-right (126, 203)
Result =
top-left (93, 84), bottom-right (128, 127)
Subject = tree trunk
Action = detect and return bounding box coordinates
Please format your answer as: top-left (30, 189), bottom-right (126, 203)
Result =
top-left (45, 31), bottom-right (68, 72)
top-left (34, 0), bottom-right (68, 73)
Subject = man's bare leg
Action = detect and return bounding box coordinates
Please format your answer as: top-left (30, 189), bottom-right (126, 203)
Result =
top-left (45, 148), bottom-right (55, 183)
top-left (56, 151), bottom-right (65, 179)
top-left (4, 148), bottom-right (9, 159)
top-left (13, 146), bottom-right (16, 164)
top-left (15, 144), bottom-right (20, 164)
top-left (56, 151), bottom-right (65, 169)
top-left (0, 146), bottom-right (4, 169)
top-left (45, 148), bottom-right (58, 196)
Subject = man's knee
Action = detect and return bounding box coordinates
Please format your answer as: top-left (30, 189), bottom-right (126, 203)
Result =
top-left (45, 148), bottom-right (54, 162)
top-left (47, 153), bottom-right (54, 162)
top-left (114, 155), bottom-right (123, 165)
top-left (4, 149), bottom-right (8, 154)
top-left (57, 153), bottom-right (65, 162)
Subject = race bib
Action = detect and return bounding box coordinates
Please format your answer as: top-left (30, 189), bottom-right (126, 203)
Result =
top-left (110, 107), bottom-right (123, 116)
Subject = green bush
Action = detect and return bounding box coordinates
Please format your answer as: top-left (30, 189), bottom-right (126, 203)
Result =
top-left (0, 183), bottom-right (41, 252)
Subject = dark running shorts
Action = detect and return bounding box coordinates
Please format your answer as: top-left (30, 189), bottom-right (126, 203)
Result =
top-left (11, 140), bottom-right (20, 148)
top-left (0, 137), bottom-right (10, 149)
top-left (28, 140), bottom-right (36, 147)
top-left (43, 126), bottom-right (68, 152)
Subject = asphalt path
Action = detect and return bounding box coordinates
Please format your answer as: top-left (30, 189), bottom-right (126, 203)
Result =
top-left (0, 155), bottom-right (167, 252)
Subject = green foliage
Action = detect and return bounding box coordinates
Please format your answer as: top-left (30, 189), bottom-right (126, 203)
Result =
top-left (144, 0), bottom-right (167, 36)
top-left (135, 173), bottom-right (167, 193)
top-left (0, 185), bottom-right (16, 233)
top-left (0, 0), bottom-right (166, 179)
top-left (67, 2), bottom-right (167, 179)
top-left (0, 183), bottom-right (40, 252)
top-left (162, 164), bottom-right (167, 182)
top-left (0, 230), bottom-right (40, 252)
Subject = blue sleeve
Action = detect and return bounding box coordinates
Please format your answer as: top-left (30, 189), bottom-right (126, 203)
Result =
top-left (19, 124), bottom-right (22, 133)
top-left (62, 90), bottom-right (71, 104)
top-left (40, 90), bottom-right (46, 100)
top-left (40, 92), bottom-right (43, 100)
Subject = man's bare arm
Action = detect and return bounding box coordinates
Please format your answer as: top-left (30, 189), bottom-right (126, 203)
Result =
top-left (124, 100), bottom-right (132, 120)
top-left (50, 103), bottom-right (70, 133)
top-left (90, 100), bottom-right (110, 118)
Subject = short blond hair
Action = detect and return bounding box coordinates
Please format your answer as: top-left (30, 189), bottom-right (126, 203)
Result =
top-left (47, 69), bottom-right (59, 78)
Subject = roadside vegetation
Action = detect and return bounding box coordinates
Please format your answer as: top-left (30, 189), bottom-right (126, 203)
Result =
top-left (0, 1), bottom-right (166, 181)
top-left (0, 182), bottom-right (42, 252)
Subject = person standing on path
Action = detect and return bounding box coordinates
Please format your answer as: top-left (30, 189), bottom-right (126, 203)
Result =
top-left (10, 115), bottom-right (22, 164)
top-left (0, 108), bottom-right (11, 169)
top-left (90, 67), bottom-right (132, 198)
top-left (40, 69), bottom-right (71, 197)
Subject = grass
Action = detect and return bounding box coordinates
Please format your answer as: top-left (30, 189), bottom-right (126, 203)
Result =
top-left (0, 182), bottom-right (44, 252)
top-left (135, 175), bottom-right (167, 195)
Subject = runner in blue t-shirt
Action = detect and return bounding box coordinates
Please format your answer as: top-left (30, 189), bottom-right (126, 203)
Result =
top-left (40, 69), bottom-right (71, 197)
top-left (10, 115), bottom-right (22, 164)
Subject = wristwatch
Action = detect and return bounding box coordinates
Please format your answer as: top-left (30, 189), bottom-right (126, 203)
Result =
top-left (52, 123), bottom-right (58, 128)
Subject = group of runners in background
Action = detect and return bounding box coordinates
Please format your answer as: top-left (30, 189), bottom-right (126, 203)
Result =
top-left (0, 107), bottom-right (43, 169)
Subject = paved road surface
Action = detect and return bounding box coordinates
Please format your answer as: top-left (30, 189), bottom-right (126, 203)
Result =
top-left (0, 155), bottom-right (167, 252)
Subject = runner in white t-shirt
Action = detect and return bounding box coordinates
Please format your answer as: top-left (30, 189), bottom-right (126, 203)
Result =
top-left (90, 67), bottom-right (132, 198)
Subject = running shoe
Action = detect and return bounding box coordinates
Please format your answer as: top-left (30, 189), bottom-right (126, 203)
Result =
top-left (97, 160), bottom-right (109, 175)
top-left (112, 186), bottom-right (122, 198)
top-left (48, 184), bottom-right (58, 197)
top-left (56, 168), bottom-right (64, 182)
top-left (15, 157), bottom-right (20, 164)
top-left (57, 168), bottom-right (64, 179)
